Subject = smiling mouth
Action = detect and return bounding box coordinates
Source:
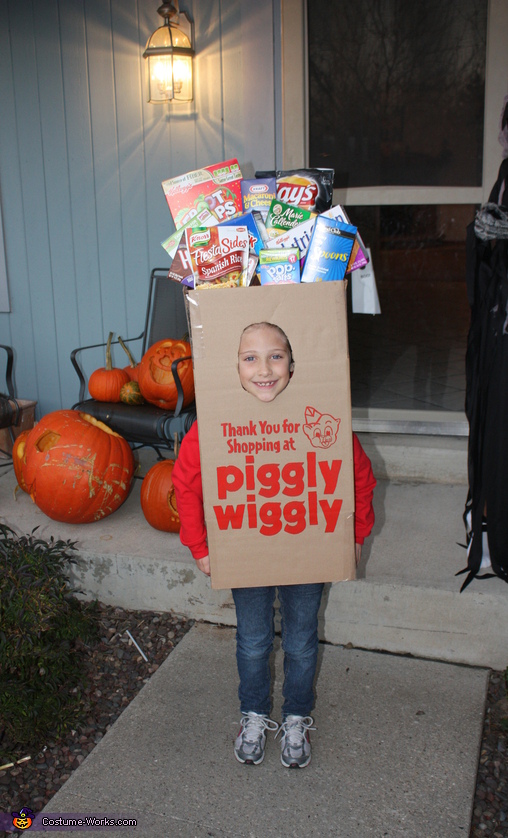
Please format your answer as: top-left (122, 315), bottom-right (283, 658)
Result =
top-left (254, 380), bottom-right (277, 388)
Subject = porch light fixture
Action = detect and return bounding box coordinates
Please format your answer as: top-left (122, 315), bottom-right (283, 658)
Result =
top-left (143, 2), bottom-right (194, 104)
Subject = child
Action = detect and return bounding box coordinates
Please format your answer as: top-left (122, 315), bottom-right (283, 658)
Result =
top-left (237, 321), bottom-right (294, 402)
top-left (172, 322), bottom-right (376, 768)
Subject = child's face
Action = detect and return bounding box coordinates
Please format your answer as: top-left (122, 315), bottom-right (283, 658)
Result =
top-left (238, 326), bottom-right (293, 403)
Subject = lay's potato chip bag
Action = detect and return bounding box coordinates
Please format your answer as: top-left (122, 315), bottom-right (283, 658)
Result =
top-left (255, 168), bottom-right (334, 213)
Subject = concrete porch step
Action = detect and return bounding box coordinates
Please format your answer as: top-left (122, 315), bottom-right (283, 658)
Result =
top-left (1, 434), bottom-right (507, 670)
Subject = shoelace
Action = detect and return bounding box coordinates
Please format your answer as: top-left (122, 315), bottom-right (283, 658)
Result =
top-left (240, 713), bottom-right (279, 742)
top-left (276, 715), bottom-right (316, 746)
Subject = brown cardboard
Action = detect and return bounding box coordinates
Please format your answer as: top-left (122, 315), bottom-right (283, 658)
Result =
top-left (187, 283), bottom-right (355, 589)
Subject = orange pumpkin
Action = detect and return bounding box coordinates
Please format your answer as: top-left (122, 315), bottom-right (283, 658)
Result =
top-left (23, 410), bottom-right (134, 523)
top-left (12, 430), bottom-right (30, 493)
top-left (138, 339), bottom-right (194, 410)
top-left (140, 459), bottom-right (181, 532)
top-left (118, 335), bottom-right (140, 382)
top-left (88, 332), bottom-right (130, 402)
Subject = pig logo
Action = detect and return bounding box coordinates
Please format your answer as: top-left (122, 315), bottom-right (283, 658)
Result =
top-left (303, 407), bottom-right (340, 449)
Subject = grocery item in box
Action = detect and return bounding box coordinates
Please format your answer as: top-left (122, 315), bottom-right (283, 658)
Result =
top-left (321, 205), bottom-right (369, 271)
top-left (258, 247), bottom-right (301, 285)
top-left (269, 218), bottom-right (315, 265)
top-left (264, 200), bottom-right (316, 239)
top-left (268, 204), bottom-right (369, 274)
top-left (167, 234), bottom-right (194, 288)
top-left (185, 225), bottom-right (250, 288)
top-left (162, 159), bottom-right (243, 229)
top-left (255, 168), bottom-right (334, 212)
top-left (301, 216), bottom-right (357, 283)
top-left (219, 211), bottom-right (268, 257)
top-left (241, 178), bottom-right (276, 220)
top-left (161, 228), bottom-right (185, 261)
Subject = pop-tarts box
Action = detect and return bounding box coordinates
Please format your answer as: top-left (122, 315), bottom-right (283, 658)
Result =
top-left (259, 247), bottom-right (301, 285)
top-left (301, 216), bottom-right (357, 283)
top-left (241, 178), bottom-right (277, 220)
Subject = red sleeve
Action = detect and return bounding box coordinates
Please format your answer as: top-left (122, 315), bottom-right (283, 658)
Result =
top-left (171, 422), bottom-right (209, 561)
top-left (352, 433), bottom-right (376, 544)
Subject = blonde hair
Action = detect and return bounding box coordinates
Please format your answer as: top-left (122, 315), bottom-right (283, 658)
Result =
top-left (239, 322), bottom-right (294, 368)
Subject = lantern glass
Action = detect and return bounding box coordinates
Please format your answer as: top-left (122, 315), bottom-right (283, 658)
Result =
top-left (144, 22), bottom-right (193, 104)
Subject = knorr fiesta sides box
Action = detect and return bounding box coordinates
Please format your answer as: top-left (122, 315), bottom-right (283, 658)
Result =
top-left (186, 282), bottom-right (355, 589)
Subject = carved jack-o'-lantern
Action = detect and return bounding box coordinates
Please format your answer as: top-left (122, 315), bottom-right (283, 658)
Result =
top-left (137, 339), bottom-right (194, 410)
top-left (23, 410), bottom-right (134, 523)
top-left (11, 429), bottom-right (31, 493)
top-left (140, 459), bottom-right (181, 533)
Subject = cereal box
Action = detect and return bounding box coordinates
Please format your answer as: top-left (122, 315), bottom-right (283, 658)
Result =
top-left (322, 205), bottom-right (369, 271)
top-left (162, 159), bottom-right (244, 229)
top-left (301, 216), bottom-right (357, 283)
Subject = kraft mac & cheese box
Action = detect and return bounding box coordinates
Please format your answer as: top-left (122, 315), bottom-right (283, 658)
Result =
top-left (241, 178), bottom-right (277, 220)
top-left (186, 282), bottom-right (355, 589)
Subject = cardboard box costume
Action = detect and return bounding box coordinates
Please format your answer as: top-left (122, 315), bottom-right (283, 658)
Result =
top-left (186, 282), bottom-right (356, 589)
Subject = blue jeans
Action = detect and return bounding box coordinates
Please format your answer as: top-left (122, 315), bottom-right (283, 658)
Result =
top-left (232, 583), bottom-right (324, 719)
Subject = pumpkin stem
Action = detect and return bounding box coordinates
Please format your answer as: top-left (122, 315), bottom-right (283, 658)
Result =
top-left (118, 335), bottom-right (137, 368)
top-left (105, 331), bottom-right (114, 370)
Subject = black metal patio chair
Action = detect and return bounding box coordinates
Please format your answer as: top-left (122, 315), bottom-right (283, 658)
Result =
top-left (0, 344), bottom-right (22, 458)
top-left (71, 269), bottom-right (196, 457)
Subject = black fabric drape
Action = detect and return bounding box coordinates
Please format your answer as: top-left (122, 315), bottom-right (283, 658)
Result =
top-left (459, 188), bottom-right (508, 590)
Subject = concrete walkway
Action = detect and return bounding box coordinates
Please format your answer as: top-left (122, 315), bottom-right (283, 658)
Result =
top-left (35, 623), bottom-right (487, 838)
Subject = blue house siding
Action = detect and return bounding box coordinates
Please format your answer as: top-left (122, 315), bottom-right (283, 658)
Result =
top-left (0, 0), bottom-right (278, 416)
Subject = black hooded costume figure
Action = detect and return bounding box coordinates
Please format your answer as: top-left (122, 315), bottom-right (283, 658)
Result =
top-left (459, 105), bottom-right (508, 590)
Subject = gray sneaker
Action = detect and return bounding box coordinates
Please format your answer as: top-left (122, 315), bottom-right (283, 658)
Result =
top-left (234, 712), bottom-right (279, 765)
top-left (278, 715), bottom-right (315, 768)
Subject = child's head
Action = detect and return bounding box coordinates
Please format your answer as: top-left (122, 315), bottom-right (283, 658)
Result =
top-left (238, 322), bottom-right (294, 403)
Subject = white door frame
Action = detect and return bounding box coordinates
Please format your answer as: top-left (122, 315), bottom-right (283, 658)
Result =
top-left (277, 0), bottom-right (508, 434)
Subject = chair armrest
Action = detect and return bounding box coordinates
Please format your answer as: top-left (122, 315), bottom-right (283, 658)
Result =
top-left (0, 344), bottom-right (15, 399)
top-left (70, 334), bottom-right (143, 403)
top-left (171, 356), bottom-right (193, 417)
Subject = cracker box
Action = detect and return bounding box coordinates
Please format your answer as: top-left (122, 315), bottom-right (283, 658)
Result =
top-left (186, 283), bottom-right (355, 589)
top-left (264, 200), bottom-right (316, 239)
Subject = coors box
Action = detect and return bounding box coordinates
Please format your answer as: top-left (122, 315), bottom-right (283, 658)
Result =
top-left (187, 282), bottom-right (355, 589)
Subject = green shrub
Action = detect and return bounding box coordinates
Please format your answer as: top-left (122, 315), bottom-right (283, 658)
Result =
top-left (0, 524), bottom-right (98, 754)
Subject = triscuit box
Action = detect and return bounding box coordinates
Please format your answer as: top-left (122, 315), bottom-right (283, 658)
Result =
top-left (187, 283), bottom-right (355, 589)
